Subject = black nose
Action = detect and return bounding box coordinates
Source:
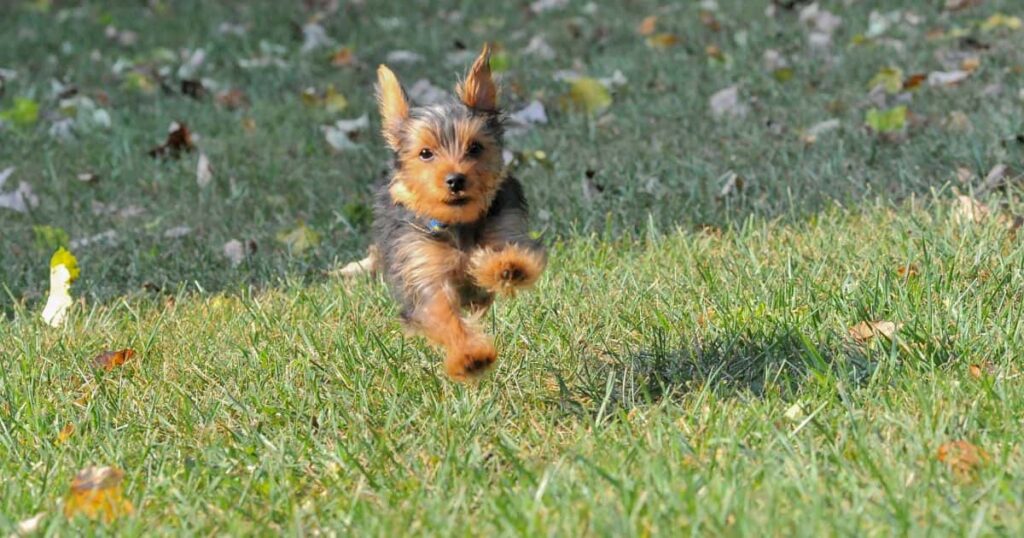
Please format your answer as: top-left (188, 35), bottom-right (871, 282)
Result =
top-left (445, 173), bottom-right (467, 192)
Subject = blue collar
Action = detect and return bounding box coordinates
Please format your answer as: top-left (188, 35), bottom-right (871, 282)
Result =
top-left (427, 219), bottom-right (448, 234)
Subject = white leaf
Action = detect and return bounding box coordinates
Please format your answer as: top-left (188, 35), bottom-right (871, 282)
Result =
top-left (323, 125), bottom-right (362, 151)
top-left (385, 50), bottom-right (424, 64)
top-left (12, 511), bottom-right (45, 537)
top-left (530, 0), bottom-right (568, 13)
top-left (709, 85), bottom-right (748, 119)
top-left (0, 167), bottom-right (39, 213)
top-left (330, 113), bottom-right (369, 134)
top-left (509, 101), bottom-right (548, 126)
top-left (300, 23), bottom-right (334, 53)
top-left (164, 225), bottom-right (191, 239)
top-left (407, 78), bottom-right (447, 105)
top-left (177, 48), bottom-right (206, 79)
top-left (445, 50), bottom-right (477, 67)
top-left (69, 230), bottom-right (118, 250)
top-left (41, 264), bottom-right (73, 328)
top-left (223, 239), bottom-right (246, 267)
top-left (196, 152), bottom-right (213, 188)
top-left (928, 70), bottom-right (970, 87)
top-left (523, 35), bottom-right (556, 60)
top-left (799, 3), bottom-right (842, 35)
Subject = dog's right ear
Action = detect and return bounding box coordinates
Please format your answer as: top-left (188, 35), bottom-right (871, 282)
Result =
top-left (377, 65), bottom-right (409, 151)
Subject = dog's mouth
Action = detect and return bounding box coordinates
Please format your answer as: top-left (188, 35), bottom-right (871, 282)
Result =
top-left (445, 196), bottom-right (470, 206)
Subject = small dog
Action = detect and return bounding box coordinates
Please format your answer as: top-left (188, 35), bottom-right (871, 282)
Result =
top-left (349, 44), bottom-right (546, 381)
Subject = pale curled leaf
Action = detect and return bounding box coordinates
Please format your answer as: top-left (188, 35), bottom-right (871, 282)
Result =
top-left (848, 320), bottom-right (899, 343)
top-left (12, 512), bottom-right (46, 537)
top-left (196, 152), bottom-right (213, 188)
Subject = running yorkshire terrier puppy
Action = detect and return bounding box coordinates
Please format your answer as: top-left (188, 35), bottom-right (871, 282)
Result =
top-left (354, 44), bottom-right (546, 381)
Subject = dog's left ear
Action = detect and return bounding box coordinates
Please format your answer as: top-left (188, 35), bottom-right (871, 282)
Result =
top-left (456, 44), bottom-right (497, 112)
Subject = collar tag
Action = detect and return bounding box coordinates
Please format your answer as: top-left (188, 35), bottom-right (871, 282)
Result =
top-left (427, 219), bottom-right (448, 234)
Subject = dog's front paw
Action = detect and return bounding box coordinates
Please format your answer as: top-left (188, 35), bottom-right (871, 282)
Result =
top-left (469, 245), bottom-right (546, 297)
top-left (445, 338), bottom-right (497, 381)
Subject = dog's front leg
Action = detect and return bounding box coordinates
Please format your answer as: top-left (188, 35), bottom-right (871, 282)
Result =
top-left (410, 285), bottom-right (497, 381)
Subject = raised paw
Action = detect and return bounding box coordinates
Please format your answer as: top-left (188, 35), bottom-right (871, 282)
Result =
top-left (469, 245), bottom-right (546, 297)
top-left (445, 338), bottom-right (497, 381)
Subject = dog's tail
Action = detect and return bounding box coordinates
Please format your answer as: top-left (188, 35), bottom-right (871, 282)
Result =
top-left (332, 245), bottom-right (380, 278)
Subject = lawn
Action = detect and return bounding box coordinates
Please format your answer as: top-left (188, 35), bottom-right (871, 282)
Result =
top-left (2, 0), bottom-right (1024, 535)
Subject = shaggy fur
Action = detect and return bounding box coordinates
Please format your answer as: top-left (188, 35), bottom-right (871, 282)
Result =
top-left (366, 45), bottom-right (546, 381)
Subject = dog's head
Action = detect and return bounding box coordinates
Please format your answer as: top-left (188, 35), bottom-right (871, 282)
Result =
top-left (377, 45), bottom-right (505, 224)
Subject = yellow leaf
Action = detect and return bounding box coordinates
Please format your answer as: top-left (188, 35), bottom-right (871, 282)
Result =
top-left (869, 66), bottom-right (904, 94)
top-left (323, 84), bottom-right (348, 113)
top-left (564, 78), bottom-right (612, 115)
top-left (50, 248), bottom-right (79, 281)
top-left (646, 33), bottom-right (680, 49)
top-left (57, 423), bottom-right (75, 444)
top-left (277, 222), bottom-right (321, 255)
top-left (848, 320), bottom-right (899, 343)
top-left (64, 466), bottom-right (134, 523)
top-left (980, 13), bottom-right (1022, 32)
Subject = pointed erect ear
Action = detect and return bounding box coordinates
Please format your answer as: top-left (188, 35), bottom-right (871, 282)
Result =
top-left (456, 44), bottom-right (498, 112)
top-left (376, 64), bottom-right (409, 150)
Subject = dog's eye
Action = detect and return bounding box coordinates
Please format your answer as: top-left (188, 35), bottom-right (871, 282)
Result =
top-left (466, 142), bottom-right (484, 158)
top-left (418, 148), bottom-right (434, 161)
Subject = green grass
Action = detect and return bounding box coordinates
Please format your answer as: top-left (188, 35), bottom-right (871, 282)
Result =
top-left (2, 0), bottom-right (1024, 535)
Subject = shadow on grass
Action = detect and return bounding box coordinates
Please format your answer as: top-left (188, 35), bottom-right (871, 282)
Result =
top-left (554, 325), bottom-right (876, 415)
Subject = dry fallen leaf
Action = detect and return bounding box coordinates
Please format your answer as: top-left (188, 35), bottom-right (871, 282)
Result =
top-left (952, 193), bottom-right (991, 225)
top-left (148, 122), bottom-right (194, 159)
top-left (937, 440), bottom-right (989, 478)
top-left (896, 264), bottom-right (919, 278)
top-left (709, 85), bottom-right (748, 119)
top-left (277, 222), bottom-right (321, 255)
top-left (92, 349), bottom-right (136, 371)
top-left (848, 320), bottom-right (899, 343)
top-left (928, 70), bottom-right (971, 87)
top-left (944, 0), bottom-right (983, 12)
top-left (638, 15), bottom-right (657, 36)
top-left (646, 33), bottom-right (680, 49)
top-left (969, 364), bottom-right (983, 379)
top-left (564, 78), bottom-right (613, 115)
top-left (330, 47), bottom-right (356, 67)
top-left (215, 88), bottom-right (249, 110)
top-left (13, 512), bottom-right (46, 536)
top-left (57, 423), bottom-right (75, 444)
top-left (196, 152), bottom-right (213, 188)
top-left (64, 466), bottom-right (134, 522)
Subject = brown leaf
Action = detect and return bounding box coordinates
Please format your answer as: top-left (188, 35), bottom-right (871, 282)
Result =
top-left (637, 16), bottom-right (657, 36)
top-left (969, 364), bottom-right (983, 379)
top-left (937, 440), bottom-right (989, 477)
top-left (180, 79), bottom-right (206, 99)
top-left (147, 122), bottom-right (194, 159)
top-left (699, 10), bottom-right (722, 32)
top-left (902, 73), bottom-right (927, 90)
top-left (944, 0), bottom-right (984, 12)
top-left (64, 466), bottom-right (134, 522)
top-left (848, 320), bottom-right (899, 343)
top-left (92, 348), bottom-right (136, 371)
top-left (215, 88), bottom-right (249, 110)
top-left (896, 264), bottom-right (919, 278)
top-left (330, 47), bottom-right (355, 67)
